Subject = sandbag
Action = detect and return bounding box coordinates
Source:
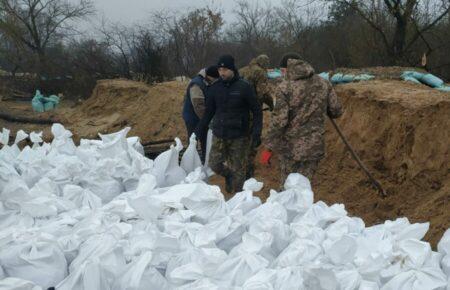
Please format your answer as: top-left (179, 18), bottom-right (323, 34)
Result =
top-left (57, 247), bottom-right (126, 290)
top-left (273, 238), bottom-right (322, 267)
top-left (181, 185), bottom-right (228, 224)
top-left (421, 74), bottom-right (444, 88)
top-left (380, 267), bottom-right (447, 290)
top-left (112, 251), bottom-right (172, 290)
top-left (180, 133), bottom-right (202, 174)
top-left (214, 253), bottom-right (269, 287)
top-left (31, 90), bottom-right (45, 112)
top-left (437, 86), bottom-right (450, 92)
top-left (438, 229), bottom-right (450, 255)
top-left (0, 277), bottom-right (43, 290)
top-left (153, 138), bottom-right (186, 187)
top-left (63, 185), bottom-right (102, 209)
top-left (0, 238), bottom-right (68, 289)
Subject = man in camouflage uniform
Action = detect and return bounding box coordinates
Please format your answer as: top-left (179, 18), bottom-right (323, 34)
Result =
top-left (239, 54), bottom-right (274, 178)
top-left (239, 54), bottom-right (274, 111)
top-left (266, 58), bottom-right (343, 182)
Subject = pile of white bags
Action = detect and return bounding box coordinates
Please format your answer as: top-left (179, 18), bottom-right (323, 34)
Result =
top-left (0, 124), bottom-right (449, 290)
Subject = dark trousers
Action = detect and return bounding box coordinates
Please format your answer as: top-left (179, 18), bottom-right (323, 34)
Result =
top-left (185, 122), bottom-right (207, 163)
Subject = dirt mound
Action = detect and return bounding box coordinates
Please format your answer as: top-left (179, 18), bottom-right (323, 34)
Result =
top-left (316, 80), bottom-right (449, 246)
top-left (63, 79), bottom-right (188, 143)
top-left (331, 66), bottom-right (427, 80)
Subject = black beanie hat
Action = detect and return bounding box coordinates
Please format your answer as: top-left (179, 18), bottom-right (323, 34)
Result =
top-left (217, 55), bottom-right (236, 71)
top-left (205, 65), bottom-right (219, 78)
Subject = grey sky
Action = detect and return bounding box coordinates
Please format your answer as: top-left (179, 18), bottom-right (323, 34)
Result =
top-left (88, 0), bottom-right (283, 27)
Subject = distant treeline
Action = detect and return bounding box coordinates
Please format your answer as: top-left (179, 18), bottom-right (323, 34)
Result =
top-left (1, 0), bottom-right (449, 98)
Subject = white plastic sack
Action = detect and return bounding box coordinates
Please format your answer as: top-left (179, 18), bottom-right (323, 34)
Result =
top-left (214, 253), bottom-right (269, 287)
top-left (243, 178), bottom-right (264, 192)
top-left (29, 131), bottom-right (43, 145)
top-left (0, 277), bottom-right (43, 290)
top-left (203, 129), bottom-right (213, 170)
top-left (267, 187), bottom-right (314, 223)
top-left (324, 235), bottom-right (358, 265)
top-left (227, 190), bottom-right (262, 215)
top-left (57, 246), bottom-right (126, 290)
top-left (229, 232), bottom-right (276, 263)
top-left (438, 229), bottom-right (450, 255)
top-left (273, 238), bottom-right (322, 267)
top-left (284, 173), bottom-right (312, 191)
top-left (181, 185), bottom-right (228, 224)
top-left (50, 124), bottom-right (76, 155)
top-left (181, 133), bottom-right (202, 174)
top-left (153, 138), bottom-right (186, 187)
top-left (0, 239), bottom-right (67, 289)
top-left (112, 251), bottom-right (171, 290)
top-left (98, 127), bottom-right (131, 164)
top-left (63, 185), bottom-right (102, 209)
top-left (0, 128), bottom-right (10, 145)
top-left (380, 268), bottom-right (447, 290)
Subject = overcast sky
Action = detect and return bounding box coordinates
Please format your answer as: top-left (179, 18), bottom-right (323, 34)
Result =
top-left (87, 0), bottom-right (284, 28)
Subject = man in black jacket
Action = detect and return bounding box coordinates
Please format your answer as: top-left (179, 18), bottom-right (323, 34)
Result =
top-left (196, 55), bottom-right (263, 193)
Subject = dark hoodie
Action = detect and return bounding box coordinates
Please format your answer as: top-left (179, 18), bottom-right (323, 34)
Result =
top-left (195, 70), bottom-right (262, 140)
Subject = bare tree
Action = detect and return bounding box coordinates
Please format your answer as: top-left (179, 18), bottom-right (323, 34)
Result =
top-left (100, 22), bottom-right (135, 79)
top-left (331, 0), bottom-right (450, 64)
top-left (153, 7), bottom-right (223, 76)
top-left (275, 0), bottom-right (324, 56)
top-left (0, 0), bottom-right (94, 78)
top-left (230, 0), bottom-right (280, 56)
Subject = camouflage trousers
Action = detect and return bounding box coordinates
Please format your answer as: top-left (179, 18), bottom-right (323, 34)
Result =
top-left (209, 136), bottom-right (249, 193)
top-left (279, 156), bottom-right (319, 184)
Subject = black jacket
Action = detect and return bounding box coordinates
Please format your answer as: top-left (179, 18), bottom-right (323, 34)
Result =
top-left (195, 73), bottom-right (262, 140)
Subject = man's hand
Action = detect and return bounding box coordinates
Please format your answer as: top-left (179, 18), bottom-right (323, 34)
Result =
top-left (252, 135), bottom-right (262, 148)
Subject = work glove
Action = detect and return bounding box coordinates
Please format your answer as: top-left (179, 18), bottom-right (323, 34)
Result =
top-left (260, 149), bottom-right (273, 166)
top-left (251, 135), bottom-right (262, 148)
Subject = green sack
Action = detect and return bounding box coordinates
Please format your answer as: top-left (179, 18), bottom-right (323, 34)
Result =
top-left (354, 74), bottom-right (375, 81)
top-left (44, 101), bottom-right (55, 111)
top-left (403, 76), bottom-right (422, 84)
top-left (32, 98), bottom-right (45, 112)
top-left (401, 71), bottom-right (424, 80)
top-left (47, 95), bottom-right (60, 105)
top-left (437, 86), bottom-right (450, 92)
top-left (31, 90), bottom-right (45, 112)
top-left (318, 72), bottom-right (330, 81)
top-left (421, 74), bottom-right (444, 88)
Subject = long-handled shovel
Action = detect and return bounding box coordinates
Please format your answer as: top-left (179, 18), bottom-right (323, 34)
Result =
top-left (329, 117), bottom-right (387, 198)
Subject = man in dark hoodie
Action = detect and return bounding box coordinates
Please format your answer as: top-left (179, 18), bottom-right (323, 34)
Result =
top-left (182, 66), bottom-right (219, 162)
top-left (196, 55), bottom-right (262, 193)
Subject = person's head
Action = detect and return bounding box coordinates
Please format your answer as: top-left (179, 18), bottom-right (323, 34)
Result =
top-left (205, 65), bottom-right (219, 84)
top-left (217, 54), bottom-right (236, 81)
top-left (279, 52), bottom-right (302, 68)
top-left (253, 54), bottom-right (270, 69)
top-left (286, 58), bottom-right (315, 80)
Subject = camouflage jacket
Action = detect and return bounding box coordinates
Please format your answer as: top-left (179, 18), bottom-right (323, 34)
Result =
top-left (267, 59), bottom-right (343, 161)
top-left (239, 55), bottom-right (273, 110)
